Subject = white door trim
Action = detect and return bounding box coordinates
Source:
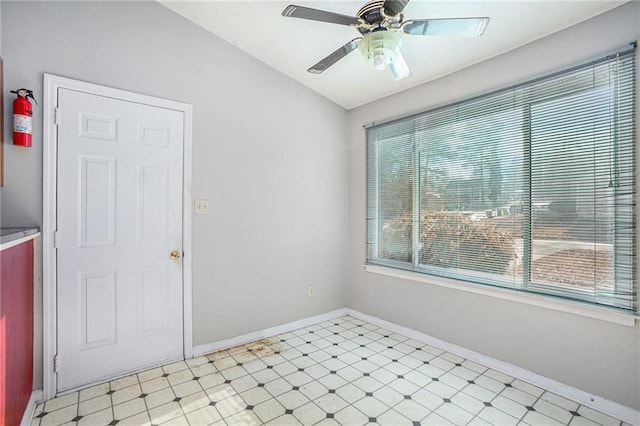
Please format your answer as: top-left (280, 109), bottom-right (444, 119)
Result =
top-left (42, 74), bottom-right (193, 400)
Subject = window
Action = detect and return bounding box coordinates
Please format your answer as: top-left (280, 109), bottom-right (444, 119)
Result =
top-left (366, 46), bottom-right (636, 311)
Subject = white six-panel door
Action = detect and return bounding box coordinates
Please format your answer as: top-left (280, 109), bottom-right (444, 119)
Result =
top-left (56, 88), bottom-right (185, 391)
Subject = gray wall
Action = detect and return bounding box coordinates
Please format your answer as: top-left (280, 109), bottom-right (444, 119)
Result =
top-left (347, 2), bottom-right (640, 410)
top-left (1, 0), bottom-right (349, 368)
top-left (2, 0), bottom-right (639, 412)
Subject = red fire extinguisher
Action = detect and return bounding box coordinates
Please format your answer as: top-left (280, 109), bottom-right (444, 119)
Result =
top-left (11, 88), bottom-right (37, 147)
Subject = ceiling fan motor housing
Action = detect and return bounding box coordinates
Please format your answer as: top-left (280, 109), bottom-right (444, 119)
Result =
top-left (359, 30), bottom-right (403, 70)
top-left (357, 0), bottom-right (403, 34)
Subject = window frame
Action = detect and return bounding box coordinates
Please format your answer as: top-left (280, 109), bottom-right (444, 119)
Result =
top-left (366, 46), bottom-right (637, 315)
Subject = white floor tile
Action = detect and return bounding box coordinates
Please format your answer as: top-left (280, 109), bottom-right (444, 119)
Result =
top-left (540, 391), bottom-right (580, 412)
top-left (29, 316), bottom-right (625, 426)
top-left (534, 398), bottom-right (575, 424)
top-left (403, 369), bottom-right (431, 387)
top-left (293, 402), bottom-right (329, 425)
top-left (478, 406), bottom-right (520, 426)
top-left (145, 388), bottom-right (176, 410)
top-left (229, 374), bottom-right (259, 394)
top-left (577, 405), bottom-right (624, 426)
top-left (314, 393), bottom-right (349, 414)
top-left (78, 394), bottom-right (111, 416)
top-left (185, 404), bottom-right (223, 425)
top-left (490, 394), bottom-right (528, 419)
top-left (334, 405), bottom-right (370, 425)
top-left (335, 383), bottom-right (367, 404)
top-left (411, 388), bottom-right (445, 411)
top-left (569, 415), bottom-right (602, 426)
top-left (499, 386), bottom-right (538, 406)
top-left (435, 401), bottom-right (475, 424)
top-left (113, 397), bottom-right (147, 420)
top-left (215, 394), bottom-right (247, 418)
top-left (178, 390), bottom-right (211, 414)
top-left (352, 396), bottom-right (389, 418)
top-left (160, 414), bottom-right (189, 426)
top-left (264, 377), bottom-right (294, 397)
top-left (387, 378), bottom-right (420, 396)
top-left (253, 398), bottom-right (286, 423)
top-left (393, 399), bottom-right (432, 423)
top-left (205, 383), bottom-right (238, 403)
top-left (250, 368), bottom-right (280, 385)
top-left (224, 409), bottom-right (262, 425)
top-left (425, 380), bottom-right (458, 399)
top-left (474, 373), bottom-right (506, 394)
top-left (372, 384), bottom-right (404, 407)
top-left (422, 411), bottom-right (455, 425)
top-left (77, 407), bottom-right (112, 426)
top-left (39, 405), bottom-right (78, 426)
top-left (376, 408), bottom-right (414, 425)
top-left (110, 375), bottom-right (139, 391)
top-left (162, 361), bottom-right (189, 374)
top-left (352, 375), bottom-right (385, 393)
top-left (111, 384), bottom-right (143, 405)
top-left (522, 409), bottom-right (566, 426)
top-left (451, 392), bottom-right (486, 415)
top-left (78, 383), bottom-right (110, 402)
top-left (298, 380), bottom-right (329, 401)
top-left (275, 390), bottom-right (310, 410)
top-left (239, 387), bottom-right (273, 406)
top-left (44, 393), bottom-right (78, 413)
top-left (317, 373), bottom-right (348, 391)
top-left (265, 413), bottom-right (303, 425)
top-left (148, 401), bottom-right (183, 425)
top-left (118, 411), bottom-right (151, 426)
top-left (462, 384), bottom-right (498, 405)
top-left (439, 371), bottom-right (469, 390)
top-left (172, 379), bottom-right (202, 398)
top-left (140, 376), bottom-right (170, 394)
top-left (190, 362), bottom-right (216, 378)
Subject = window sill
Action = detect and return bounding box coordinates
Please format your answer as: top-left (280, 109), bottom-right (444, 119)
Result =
top-left (364, 264), bottom-right (638, 327)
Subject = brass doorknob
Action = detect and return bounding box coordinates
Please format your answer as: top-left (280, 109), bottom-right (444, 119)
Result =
top-left (170, 250), bottom-right (181, 260)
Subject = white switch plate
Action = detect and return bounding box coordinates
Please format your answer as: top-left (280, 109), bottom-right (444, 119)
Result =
top-left (194, 199), bottom-right (210, 215)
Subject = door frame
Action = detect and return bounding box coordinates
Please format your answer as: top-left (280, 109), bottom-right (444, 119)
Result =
top-left (42, 74), bottom-right (193, 400)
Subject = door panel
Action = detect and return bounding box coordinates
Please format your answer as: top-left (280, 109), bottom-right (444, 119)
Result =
top-left (79, 271), bottom-right (117, 349)
top-left (79, 156), bottom-right (116, 247)
top-left (56, 88), bottom-right (184, 391)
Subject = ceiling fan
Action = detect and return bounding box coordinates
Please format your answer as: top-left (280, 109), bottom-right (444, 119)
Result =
top-left (282, 0), bottom-right (489, 81)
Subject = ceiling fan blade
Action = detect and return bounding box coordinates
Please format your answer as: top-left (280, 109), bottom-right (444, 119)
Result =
top-left (382, 0), bottom-right (410, 17)
top-left (308, 38), bottom-right (361, 74)
top-left (282, 5), bottom-right (360, 26)
top-left (402, 17), bottom-right (490, 37)
top-left (389, 52), bottom-right (411, 81)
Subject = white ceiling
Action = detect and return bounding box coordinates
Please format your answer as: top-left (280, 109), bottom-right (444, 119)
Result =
top-left (160, 0), bottom-right (626, 109)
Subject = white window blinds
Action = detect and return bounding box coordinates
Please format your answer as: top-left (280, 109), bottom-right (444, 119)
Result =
top-left (366, 45), bottom-right (636, 311)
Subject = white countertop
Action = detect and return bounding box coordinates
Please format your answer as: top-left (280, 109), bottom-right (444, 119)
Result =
top-left (1, 227), bottom-right (41, 251)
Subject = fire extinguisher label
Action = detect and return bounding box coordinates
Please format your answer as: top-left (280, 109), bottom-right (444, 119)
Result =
top-left (13, 114), bottom-right (32, 134)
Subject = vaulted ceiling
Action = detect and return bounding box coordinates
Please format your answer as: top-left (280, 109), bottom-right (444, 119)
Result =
top-left (160, 1), bottom-right (627, 109)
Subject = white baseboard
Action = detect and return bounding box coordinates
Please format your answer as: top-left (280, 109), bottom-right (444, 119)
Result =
top-left (192, 308), bottom-right (348, 357)
top-left (346, 308), bottom-right (640, 426)
top-left (20, 389), bottom-right (43, 426)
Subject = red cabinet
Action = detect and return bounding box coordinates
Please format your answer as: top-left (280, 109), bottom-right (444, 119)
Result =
top-left (0, 240), bottom-right (34, 426)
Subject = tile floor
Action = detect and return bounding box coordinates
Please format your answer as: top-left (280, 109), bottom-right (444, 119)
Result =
top-left (31, 316), bottom-right (629, 426)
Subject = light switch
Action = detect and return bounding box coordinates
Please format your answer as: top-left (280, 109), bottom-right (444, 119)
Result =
top-left (194, 199), bottom-right (210, 215)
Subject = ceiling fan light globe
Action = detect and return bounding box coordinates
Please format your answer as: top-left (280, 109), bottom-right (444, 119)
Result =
top-left (358, 30), bottom-right (402, 70)
top-left (373, 53), bottom-right (387, 70)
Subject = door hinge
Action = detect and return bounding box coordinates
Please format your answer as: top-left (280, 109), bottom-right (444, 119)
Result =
top-left (54, 108), bottom-right (61, 125)
top-left (53, 355), bottom-right (59, 373)
top-left (53, 231), bottom-right (59, 248)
